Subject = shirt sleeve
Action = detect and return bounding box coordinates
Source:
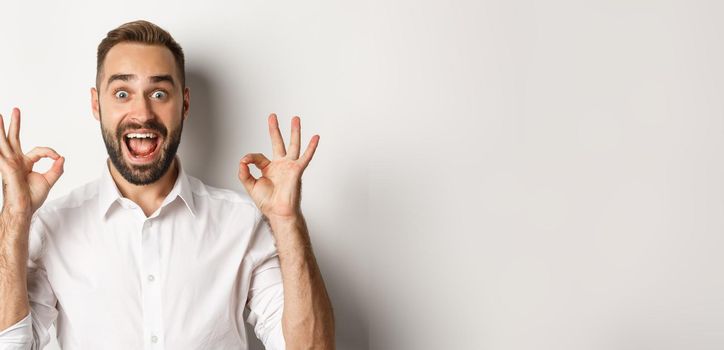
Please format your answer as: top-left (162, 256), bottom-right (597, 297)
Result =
top-left (0, 213), bottom-right (59, 350)
top-left (0, 313), bottom-right (32, 348)
top-left (245, 213), bottom-right (286, 350)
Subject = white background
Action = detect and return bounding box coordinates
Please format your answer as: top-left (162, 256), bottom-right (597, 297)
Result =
top-left (2, 0), bottom-right (724, 349)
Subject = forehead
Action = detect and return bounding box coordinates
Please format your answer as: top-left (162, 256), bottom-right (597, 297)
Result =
top-left (101, 42), bottom-right (179, 87)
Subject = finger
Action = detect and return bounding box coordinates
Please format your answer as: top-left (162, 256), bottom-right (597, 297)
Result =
top-left (268, 113), bottom-right (286, 158)
top-left (24, 146), bottom-right (60, 169)
top-left (299, 135), bottom-right (320, 168)
top-left (7, 108), bottom-right (22, 154)
top-left (237, 160), bottom-right (257, 194)
top-left (0, 113), bottom-right (15, 157)
top-left (288, 116), bottom-right (301, 159)
top-left (241, 153), bottom-right (271, 170)
top-left (42, 156), bottom-right (65, 188)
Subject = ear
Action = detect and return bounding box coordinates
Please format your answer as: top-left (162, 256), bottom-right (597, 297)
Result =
top-left (182, 87), bottom-right (190, 120)
top-left (91, 87), bottom-right (100, 121)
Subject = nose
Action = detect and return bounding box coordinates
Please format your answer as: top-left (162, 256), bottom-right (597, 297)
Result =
top-left (128, 94), bottom-right (156, 124)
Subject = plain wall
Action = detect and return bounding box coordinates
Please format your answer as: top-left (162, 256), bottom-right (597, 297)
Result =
top-left (2, 0), bottom-right (724, 349)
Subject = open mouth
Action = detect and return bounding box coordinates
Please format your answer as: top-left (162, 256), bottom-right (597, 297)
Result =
top-left (122, 130), bottom-right (162, 163)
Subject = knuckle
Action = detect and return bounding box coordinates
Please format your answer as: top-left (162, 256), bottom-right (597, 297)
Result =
top-left (7, 154), bottom-right (23, 165)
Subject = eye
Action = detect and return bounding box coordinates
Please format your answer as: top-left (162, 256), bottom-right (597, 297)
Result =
top-left (114, 90), bottom-right (129, 99)
top-left (151, 90), bottom-right (167, 99)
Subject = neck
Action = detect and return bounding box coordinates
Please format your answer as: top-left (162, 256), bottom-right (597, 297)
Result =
top-left (106, 157), bottom-right (179, 217)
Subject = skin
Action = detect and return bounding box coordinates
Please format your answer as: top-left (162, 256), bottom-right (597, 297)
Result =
top-left (91, 42), bottom-right (190, 212)
top-left (0, 42), bottom-right (334, 348)
top-left (0, 107), bottom-right (64, 333)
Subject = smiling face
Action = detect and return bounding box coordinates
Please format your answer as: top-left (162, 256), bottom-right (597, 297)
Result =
top-left (92, 42), bottom-right (190, 185)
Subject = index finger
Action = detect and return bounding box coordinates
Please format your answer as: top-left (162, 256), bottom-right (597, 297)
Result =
top-left (299, 134), bottom-right (320, 168)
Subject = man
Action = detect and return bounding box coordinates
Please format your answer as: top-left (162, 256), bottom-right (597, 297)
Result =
top-left (0, 20), bottom-right (334, 349)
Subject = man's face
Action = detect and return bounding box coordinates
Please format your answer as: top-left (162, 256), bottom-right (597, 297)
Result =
top-left (92, 42), bottom-right (189, 185)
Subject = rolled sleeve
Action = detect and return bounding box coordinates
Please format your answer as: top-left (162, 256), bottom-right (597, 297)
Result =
top-left (0, 212), bottom-right (58, 350)
top-left (0, 313), bottom-right (32, 349)
top-left (245, 214), bottom-right (286, 349)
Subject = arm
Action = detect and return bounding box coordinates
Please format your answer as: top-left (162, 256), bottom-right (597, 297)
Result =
top-left (0, 213), bottom-right (59, 349)
top-left (0, 108), bottom-right (64, 343)
top-left (0, 212), bottom-right (31, 332)
top-left (269, 214), bottom-right (334, 349)
top-left (238, 113), bottom-right (335, 349)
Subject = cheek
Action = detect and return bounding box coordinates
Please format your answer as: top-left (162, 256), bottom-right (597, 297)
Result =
top-left (99, 100), bottom-right (128, 119)
top-left (152, 102), bottom-right (184, 121)
top-left (100, 120), bottom-right (118, 138)
top-left (152, 103), bottom-right (175, 114)
top-left (98, 109), bottom-right (123, 136)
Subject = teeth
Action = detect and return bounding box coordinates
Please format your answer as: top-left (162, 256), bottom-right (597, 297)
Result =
top-left (126, 133), bottom-right (158, 139)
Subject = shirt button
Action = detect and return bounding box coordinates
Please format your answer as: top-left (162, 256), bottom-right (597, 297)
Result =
top-left (151, 335), bottom-right (158, 343)
top-left (147, 274), bottom-right (155, 282)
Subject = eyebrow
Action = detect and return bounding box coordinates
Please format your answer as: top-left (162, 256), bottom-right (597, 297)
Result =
top-left (107, 74), bottom-right (135, 86)
top-left (150, 75), bottom-right (175, 85)
top-left (106, 74), bottom-right (176, 87)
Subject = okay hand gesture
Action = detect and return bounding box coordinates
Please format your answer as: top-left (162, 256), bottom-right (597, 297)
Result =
top-left (238, 113), bottom-right (319, 221)
top-left (0, 108), bottom-right (65, 218)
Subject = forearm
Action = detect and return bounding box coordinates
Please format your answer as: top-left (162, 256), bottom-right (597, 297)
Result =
top-left (269, 214), bottom-right (335, 350)
top-left (0, 212), bottom-right (31, 332)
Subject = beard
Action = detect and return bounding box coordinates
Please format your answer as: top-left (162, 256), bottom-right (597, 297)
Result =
top-left (100, 112), bottom-right (183, 186)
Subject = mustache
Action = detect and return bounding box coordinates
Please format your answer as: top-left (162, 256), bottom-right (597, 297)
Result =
top-left (115, 120), bottom-right (168, 140)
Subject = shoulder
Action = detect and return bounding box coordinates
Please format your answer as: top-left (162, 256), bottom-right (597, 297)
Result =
top-left (185, 174), bottom-right (261, 216)
top-left (28, 178), bottom-right (100, 259)
top-left (184, 175), bottom-right (269, 254)
top-left (35, 178), bottom-right (101, 219)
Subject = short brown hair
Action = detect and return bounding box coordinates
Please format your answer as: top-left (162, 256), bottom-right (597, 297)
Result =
top-left (96, 20), bottom-right (185, 89)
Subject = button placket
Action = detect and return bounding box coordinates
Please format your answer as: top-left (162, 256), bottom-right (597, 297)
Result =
top-left (141, 219), bottom-right (164, 348)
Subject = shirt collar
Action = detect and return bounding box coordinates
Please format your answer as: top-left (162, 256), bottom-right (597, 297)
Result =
top-left (97, 156), bottom-right (196, 220)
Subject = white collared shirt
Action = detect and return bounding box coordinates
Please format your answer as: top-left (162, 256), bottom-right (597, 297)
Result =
top-left (0, 158), bottom-right (286, 349)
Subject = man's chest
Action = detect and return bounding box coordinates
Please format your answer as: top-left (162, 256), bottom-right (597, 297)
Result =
top-left (40, 217), bottom-right (254, 348)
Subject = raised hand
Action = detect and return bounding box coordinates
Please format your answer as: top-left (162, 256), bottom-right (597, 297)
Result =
top-left (0, 108), bottom-right (65, 218)
top-left (238, 113), bottom-right (319, 220)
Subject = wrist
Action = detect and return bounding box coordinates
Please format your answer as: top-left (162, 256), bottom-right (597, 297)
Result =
top-left (0, 195), bottom-right (33, 223)
top-left (0, 210), bottom-right (31, 238)
top-left (0, 207), bottom-right (31, 224)
top-left (266, 213), bottom-right (312, 252)
top-left (266, 211), bottom-right (304, 225)
top-left (0, 220), bottom-right (30, 260)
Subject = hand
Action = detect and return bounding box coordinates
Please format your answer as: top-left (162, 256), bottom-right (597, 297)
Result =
top-left (0, 108), bottom-right (65, 218)
top-left (238, 113), bottom-right (319, 220)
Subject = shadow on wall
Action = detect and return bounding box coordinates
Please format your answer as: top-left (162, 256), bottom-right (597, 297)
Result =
top-left (178, 68), bottom-right (228, 188)
top-left (179, 67), bottom-right (266, 350)
top-left (180, 68), bottom-right (369, 349)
